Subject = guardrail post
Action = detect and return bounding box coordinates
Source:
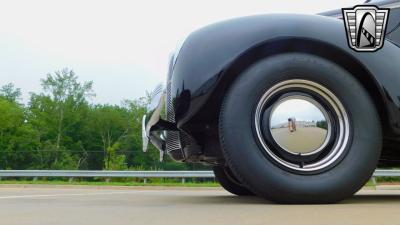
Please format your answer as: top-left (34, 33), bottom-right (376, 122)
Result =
top-left (105, 178), bottom-right (110, 183)
top-left (69, 177), bottom-right (74, 183)
top-left (371, 176), bottom-right (377, 187)
top-left (144, 178), bottom-right (147, 184)
top-left (33, 177), bottom-right (38, 181)
top-left (182, 178), bottom-right (186, 184)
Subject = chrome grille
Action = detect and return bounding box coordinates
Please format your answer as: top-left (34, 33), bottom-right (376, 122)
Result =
top-left (166, 81), bottom-right (175, 123)
top-left (180, 130), bottom-right (194, 147)
top-left (165, 81), bottom-right (182, 153)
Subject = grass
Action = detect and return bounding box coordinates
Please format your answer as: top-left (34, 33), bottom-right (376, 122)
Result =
top-left (0, 179), bottom-right (220, 187)
top-left (365, 180), bottom-right (376, 187)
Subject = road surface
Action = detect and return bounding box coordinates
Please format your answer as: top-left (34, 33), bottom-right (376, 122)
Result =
top-left (0, 185), bottom-right (399, 225)
top-left (271, 127), bottom-right (327, 153)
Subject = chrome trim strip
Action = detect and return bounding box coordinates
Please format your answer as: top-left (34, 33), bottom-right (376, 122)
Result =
top-left (145, 92), bottom-right (166, 136)
top-left (142, 115), bottom-right (149, 152)
top-left (142, 84), bottom-right (167, 153)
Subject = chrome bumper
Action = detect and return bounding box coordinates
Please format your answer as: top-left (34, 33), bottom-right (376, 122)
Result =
top-left (142, 84), bottom-right (167, 156)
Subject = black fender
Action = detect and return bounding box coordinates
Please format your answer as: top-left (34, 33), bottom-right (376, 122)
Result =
top-left (171, 14), bottom-right (400, 135)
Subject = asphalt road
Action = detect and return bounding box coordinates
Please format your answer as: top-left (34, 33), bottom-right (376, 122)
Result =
top-left (0, 185), bottom-right (400, 225)
top-left (271, 127), bottom-right (327, 153)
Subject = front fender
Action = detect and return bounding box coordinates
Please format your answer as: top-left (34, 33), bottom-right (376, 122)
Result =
top-left (171, 14), bottom-right (400, 133)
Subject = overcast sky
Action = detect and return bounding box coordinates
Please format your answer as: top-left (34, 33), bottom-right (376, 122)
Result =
top-left (270, 99), bottom-right (326, 127)
top-left (0, 0), bottom-right (361, 105)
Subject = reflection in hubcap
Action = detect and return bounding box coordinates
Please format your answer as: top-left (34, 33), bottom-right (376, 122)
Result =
top-left (269, 97), bottom-right (331, 155)
top-left (254, 79), bottom-right (350, 172)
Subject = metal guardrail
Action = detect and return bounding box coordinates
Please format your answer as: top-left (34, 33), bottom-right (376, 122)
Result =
top-left (0, 170), bottom-right (215, 178)
top-left (372, 169), bottom-right (400, 177)
top-left (0, 170), bottom-right (215, 183)
top-left (0, 169), bottom-right (397, 181)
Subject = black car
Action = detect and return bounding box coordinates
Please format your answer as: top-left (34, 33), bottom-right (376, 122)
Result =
top-left (143, 0), bottom-right (400, 203)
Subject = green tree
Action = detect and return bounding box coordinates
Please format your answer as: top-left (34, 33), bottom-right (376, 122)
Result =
top-left (40, 68), bottom-right (94, 150)
top-left (0, 70), bottom-right (199, 171)
top-left (104, 142), bottom-right (127, 170)
top-left (81, 104), bottom-right (131, 169)
top-left (316, 120), bottom-right (328, 130)
top-left (89, 105), bottom-right (130, 154)
top-left (28, 68), bottom-right (93, 169)
top-left (0, 97), bottom-right (39, 169)
top-left (0, 83), bottom-right (22, 103)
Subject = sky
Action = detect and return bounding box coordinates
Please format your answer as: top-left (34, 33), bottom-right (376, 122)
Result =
top-left (270, 99), bottom-right (326, 127)
top-left (0, 0), bottom-right (362, 105)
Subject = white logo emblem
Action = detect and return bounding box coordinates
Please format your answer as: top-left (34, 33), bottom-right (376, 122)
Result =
top-left (342, 5), bottom-right (389, 52)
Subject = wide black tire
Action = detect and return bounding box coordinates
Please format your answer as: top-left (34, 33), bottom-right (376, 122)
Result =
top-left (219, 53), bottom-right (382, 203)
top-left (213, 166), bottom-right (253, 196)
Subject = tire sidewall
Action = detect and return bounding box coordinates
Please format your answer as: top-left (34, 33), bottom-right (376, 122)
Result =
top-left (220, 53), bottom-right (382, 203)
top-left (213, 166), bottom-right (254, 196)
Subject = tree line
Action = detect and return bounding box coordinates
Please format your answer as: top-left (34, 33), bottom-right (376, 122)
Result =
top-left (0, 68), bottom-right (199, 170)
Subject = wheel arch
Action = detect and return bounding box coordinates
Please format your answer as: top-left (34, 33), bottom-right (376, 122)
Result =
top-left (197, 38), bottom-right (391, 136)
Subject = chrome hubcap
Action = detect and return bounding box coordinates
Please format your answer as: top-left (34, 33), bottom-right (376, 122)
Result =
top-left (254, 80), bottom-right (350, 172)
top-left (269, 96), bottom-right (332, 155)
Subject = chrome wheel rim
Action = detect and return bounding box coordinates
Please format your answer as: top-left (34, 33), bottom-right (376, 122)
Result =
top-left (254, 79), bottom-right (350, 172)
